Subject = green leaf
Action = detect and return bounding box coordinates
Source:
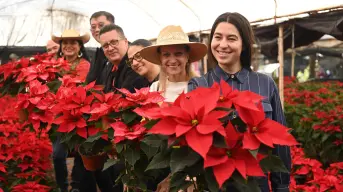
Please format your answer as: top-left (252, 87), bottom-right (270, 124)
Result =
top-left (143, 119), bottom-right (160, 129)
top-left (85, 132), bottom-right (102, 143)
top-left (259, 155), bottom-right (289, 173)
top-left (17, 83), bottom-right (26, 94)
top-left (116, 143), bottom-right (124, 153)
top-left (249, 149), bottom-right (259, 159)
top-left (205, 168), bottom-right (219, 192)
top-left (170, 147), bottom-right (201, 174)
top-left (213, 132), bottom-right (227, 148)
top-left (94, 121), bottom-right (103, 128)
top-left (142, 134), bottom-right (166, 147)
top-left (107, 128), bottom-right (114, 140)
top-left (46, 80), bottom-right (62, 93)
top-left (321, 133), bottom-right (330, 143)
top-left (60, 131), bottom-right (75, 144)
top-left (145, 151), bottom-right (170, 171)
top-left (140, 142), bottom-right (159, 159)
top-left (123, 112), bottom-right (138, 124)
top-left (123, 147), bottom-right (140, 166)
top-left (232, 173), bottom-right (261, 192)
top-left (312, 131), bottom-right (321, 139)
top-left (102, 159), bottom-right (119, 171)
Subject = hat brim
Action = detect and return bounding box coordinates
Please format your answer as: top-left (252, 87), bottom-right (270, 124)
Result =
top-left (51, 33), bottom-right (90, 44)
top-left (140, 42), bottom-right (207, 65)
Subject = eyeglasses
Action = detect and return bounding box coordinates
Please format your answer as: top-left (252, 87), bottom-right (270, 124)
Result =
top-left (126, 52), bottom-right (143, 67)
top-left (102, 39), bottom-right (123, 50)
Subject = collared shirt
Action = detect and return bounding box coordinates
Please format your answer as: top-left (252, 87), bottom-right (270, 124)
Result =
top-left (188, 65), bottom-right (291, 192)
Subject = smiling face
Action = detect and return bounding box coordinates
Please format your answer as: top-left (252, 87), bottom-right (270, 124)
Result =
top-left (128, 45), bottom-right (151, 77)
top-left (61, 39), bottom-right (81, 57)
top-left (100, 30), bottom-right (128, 65)
top-left (46, 40), bottom-right (60, 55)
top-left (211, 22), bottom-right (243, 68)
top-left (159, 45), bottom-right (189, 76)
top-left (90, 15), bottom-right (112, 43)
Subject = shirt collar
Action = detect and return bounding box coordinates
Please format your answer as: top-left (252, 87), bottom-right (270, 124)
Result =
top-left (213, 65), bottom-right (250, 84)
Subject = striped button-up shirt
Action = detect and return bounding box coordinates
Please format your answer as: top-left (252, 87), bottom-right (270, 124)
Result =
top-left (188, 65), bottom-right (291, 192)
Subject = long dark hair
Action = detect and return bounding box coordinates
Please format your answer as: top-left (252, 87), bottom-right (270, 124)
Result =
top-left (208, 12), bottom-right (255, 71)
top-left (57, 39), bottom-right (90, 62)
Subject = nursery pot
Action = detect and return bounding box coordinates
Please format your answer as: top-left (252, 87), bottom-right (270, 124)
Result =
top-left (78, 148), bottom-right (107, 171)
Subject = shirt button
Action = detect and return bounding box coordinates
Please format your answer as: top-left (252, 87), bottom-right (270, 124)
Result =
top-left (230, 75), bottom-right (235, 79)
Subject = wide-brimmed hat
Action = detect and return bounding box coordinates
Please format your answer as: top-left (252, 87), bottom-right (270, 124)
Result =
top-left (140, 25), bottom-right (207, 64)
top-left (52, 29), bottom-right (90, 44)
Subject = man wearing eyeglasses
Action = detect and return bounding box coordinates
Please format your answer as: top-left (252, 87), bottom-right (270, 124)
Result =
top-left (96, 24), bottom-right (150, 93)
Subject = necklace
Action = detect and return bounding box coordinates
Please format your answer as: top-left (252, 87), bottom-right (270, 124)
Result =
top-left (69, 58), bottom-right (80, 70)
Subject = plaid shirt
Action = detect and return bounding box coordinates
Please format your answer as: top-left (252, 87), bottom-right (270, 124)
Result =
top-left (188, 65), bottom-right (291, 192)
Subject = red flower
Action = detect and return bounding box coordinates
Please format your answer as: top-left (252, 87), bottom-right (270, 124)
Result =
top-left (204, 122), bottom-right (264, 187)
top-left (53, 111), bottom-right (87, 132)
top-left (117, 87), bottom-right (164, 106)
top-left (12, 181), bottom-right (50, 192)
top-left (111, 121), bottom-right (146, 143)
top-left (63, 87), bottom-right (94, 113)
top-left (148, 86), bottom-right (227, 159)
top-left (242, 102), bottom-right (298, 150)
top-left (76, 126), bottom-right (101, 139)
top-left (0, 162), bottom-right (6, 173)
top-left (217, 79), bottom-right (263, 111)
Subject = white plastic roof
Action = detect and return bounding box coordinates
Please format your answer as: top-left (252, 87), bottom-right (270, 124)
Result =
top-left (0, 0), bottom-right (342, 47)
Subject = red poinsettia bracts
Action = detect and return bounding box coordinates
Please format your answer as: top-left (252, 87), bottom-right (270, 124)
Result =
top-left (147, 84), bottom-right (227, 159)
top-left (204, 122), bottom-right (265, 187)
top-left (53, 110), bottom-right (87, 133)
top-left (111, 121), bottom-right (146, 143)
top-left (11, 181), bottom-right (51, 192)
top-left (117, 87), bottom-right (164, 106)
top-left (242, 102), bottom-right (298, 150)
top-left (62, 87), bottom-right (94, 113)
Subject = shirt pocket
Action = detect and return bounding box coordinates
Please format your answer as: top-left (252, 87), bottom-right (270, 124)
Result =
top-left (262, 101), bottom-right (273, 118)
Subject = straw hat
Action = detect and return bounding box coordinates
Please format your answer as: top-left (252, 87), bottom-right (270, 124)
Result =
top-left (52, 29), bottom-right (90, 44)
top-left (140, 25), bottom-right (207, 64)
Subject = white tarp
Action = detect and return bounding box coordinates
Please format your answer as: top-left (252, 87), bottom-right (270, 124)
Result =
top-left (0, 0), bottom-right (342, 47)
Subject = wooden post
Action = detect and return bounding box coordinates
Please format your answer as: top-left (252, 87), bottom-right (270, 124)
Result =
top-left (278, 25), bottom-right (284, 109)
top-left (291, 24), bottom-right (295, 77)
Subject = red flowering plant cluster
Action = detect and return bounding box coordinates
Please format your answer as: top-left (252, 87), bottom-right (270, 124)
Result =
top-left (0, 53), bottom-right (87, 191)
top-left (282, 77), bottom-right (343, 191)
top-left (284, 78), bottom-right (343, 166)
top-left (0, 95), bottom-right (53, 191)
top-left (97, 87), bottom-right (167, 189)
top-left (50, 78), bottom-right (112, 156)
top-left (290, 146), bottom-right (343, 192)
top-left (133, 80), bottom-right (298, 191)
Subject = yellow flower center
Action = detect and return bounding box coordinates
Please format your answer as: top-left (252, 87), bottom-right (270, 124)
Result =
top-left (191, 119), bottom-right (199, 126)
top-left (226, 151), bottom-right (232, 157)
top-left (252, 127), bottom-right (258, 133)
top-left (219, 96), bottom-right (225, 102)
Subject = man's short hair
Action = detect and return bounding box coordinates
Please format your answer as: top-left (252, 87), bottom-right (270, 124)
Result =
top-left (99, 24), bottom-right (125, 38)
top-left (90, 11), bottom-right (115, 23)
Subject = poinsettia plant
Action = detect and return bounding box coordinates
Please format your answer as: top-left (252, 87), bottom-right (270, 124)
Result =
top-left (130, 80), bottom-right (298, 191)
top-left (0, 53), bottom-right (90, 191)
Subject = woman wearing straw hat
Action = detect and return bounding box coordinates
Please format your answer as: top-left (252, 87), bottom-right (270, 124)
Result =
top-left (140, 25), bottom-right (207, 192)
top-left (140, 25), bottom-right (207, 103)
top-left (52, 29), bottom-right (91, 82)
